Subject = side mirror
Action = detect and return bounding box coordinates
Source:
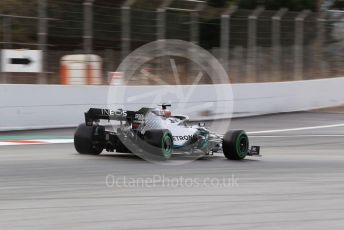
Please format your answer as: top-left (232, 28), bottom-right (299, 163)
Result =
top-left (198, 122), bottom-right (205, 127)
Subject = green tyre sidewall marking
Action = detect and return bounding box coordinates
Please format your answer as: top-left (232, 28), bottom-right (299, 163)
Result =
top-left (235, 132), bottom-right (249, 159)
top-left (161, 133), bottom-right (172, 159)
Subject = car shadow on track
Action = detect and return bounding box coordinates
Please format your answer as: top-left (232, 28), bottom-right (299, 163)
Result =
top-left (99, 153), bottom-right (220, 161)
top-left (94, 153), bottom-right (261, 163)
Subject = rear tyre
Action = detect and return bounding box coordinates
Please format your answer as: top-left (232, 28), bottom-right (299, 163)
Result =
top-left (223, 130), bottom-right (249, 160)
top-left (143, 129), bottom-right (173, 160)
top-left (74, 123), bottom-right (103, 155)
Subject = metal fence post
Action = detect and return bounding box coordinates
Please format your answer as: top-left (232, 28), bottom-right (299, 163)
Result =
top-left (272, 8), bottom-right (287, 81)
top-left (84, 0), bottom-right (95, 84)
top-left (294, 10), bottom-right (310, 80)
top-left (157, 8), bottom-right (166, 40)
top-left (247, 7), bottom-right (264, 82)
top-left (83, 0), bottom-right (94, 55)
top-left (221, 6), bottom-right (237, 75)
top-left (156, 0), bottom-right (173, 77)
top-left (3, 16), bottom-right (12, 49)
top-left (2, 16), bottom-right (12, 83)
top-left (190, 2), bottom-right (205, 44)
top-left (188, 2), bottom-right (205, 79)
top-left (0, 16), bottom-right (3, 83)
top-left (317, 13), bottom-right (326, 78)
top-left (38, 0), bottom-right (48, 84)
top-left (157, 0), bottom-right (173, 40)
top-left (121, 0), bottom-right (136, 61)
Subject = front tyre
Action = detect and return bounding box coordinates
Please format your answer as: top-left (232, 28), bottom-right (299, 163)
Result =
top-left (74, 124), bottom-right (103, 155)
top-left (223, 130), bottom-right (249, 160)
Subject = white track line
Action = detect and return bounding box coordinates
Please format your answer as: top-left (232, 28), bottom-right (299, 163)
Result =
top-left (250, 135), bottom-right (344, 138)
top-left (46, 139), bottom-right (73, 144)
top-left (247, 123), bottom-right (344, 135)
top-left (0, 139), bottom-right (73, 146)
top-left (0, 142), bottom-right (24, 146)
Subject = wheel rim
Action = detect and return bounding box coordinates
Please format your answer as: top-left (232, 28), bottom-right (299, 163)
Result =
top-left (236, 133), bottom-right (249, 158)
top-left (162, 135), bottom-right (172, 159)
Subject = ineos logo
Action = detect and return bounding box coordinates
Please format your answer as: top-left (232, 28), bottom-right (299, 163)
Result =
top-left (102, 109), bottom-right (127, 117)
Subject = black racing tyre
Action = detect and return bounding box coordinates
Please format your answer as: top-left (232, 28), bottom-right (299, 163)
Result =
top-left (74, 123), bottom-right (103, 155)
top-left (223, 130), bottom-right (249, 160)
top-left (143, 129), bottom-right (173, 160)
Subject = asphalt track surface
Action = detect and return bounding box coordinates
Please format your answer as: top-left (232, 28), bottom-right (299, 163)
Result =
top-left (1, 112), bottom-right (344, 230)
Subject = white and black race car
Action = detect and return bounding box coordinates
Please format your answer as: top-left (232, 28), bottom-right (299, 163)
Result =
top-left (74, 104), bottom-right (260, 161)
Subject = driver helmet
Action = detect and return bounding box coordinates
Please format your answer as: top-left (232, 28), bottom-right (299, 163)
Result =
top-left (152, 108), bottom-right (171, 118)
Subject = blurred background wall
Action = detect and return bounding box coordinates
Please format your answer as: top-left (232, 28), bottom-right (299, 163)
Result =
top-left (0, 0), bottom-right (343, 85)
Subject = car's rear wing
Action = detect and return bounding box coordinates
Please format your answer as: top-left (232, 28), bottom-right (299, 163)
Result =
top-left (84, 108), bottom-right (147, 126)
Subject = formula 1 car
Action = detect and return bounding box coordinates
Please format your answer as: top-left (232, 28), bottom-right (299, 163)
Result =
top-left (74, 104), bottom-right (260, 161)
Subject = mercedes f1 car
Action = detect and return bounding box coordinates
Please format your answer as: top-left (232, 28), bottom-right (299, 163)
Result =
top-left (74, 104), bottom-right (260, 161)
